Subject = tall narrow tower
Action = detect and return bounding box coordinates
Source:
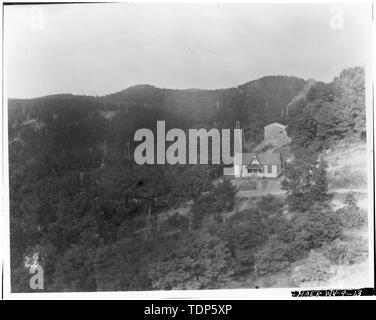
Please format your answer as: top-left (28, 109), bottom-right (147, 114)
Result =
top-left (235, 121), bottom-right (245, 144)
top-left (233, 121), bottom-right (244, 178)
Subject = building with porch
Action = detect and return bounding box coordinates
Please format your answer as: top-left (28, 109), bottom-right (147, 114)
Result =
top-left (234, 152), bottom-right (283, 178)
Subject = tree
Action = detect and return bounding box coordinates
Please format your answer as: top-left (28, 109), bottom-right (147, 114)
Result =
top-left (94, 238), bottom-right (151, 291)
top-left (256, 196), bottom-right (292, 242)
top-left (293, 250), bottom-right (333, 287)
top-left (254, 237), bottom-right (291, 277)
top-left (146, 231), bottom-right (235, 290)
top-left (281, 156), bottom-right (329, 212)
top-left (287, 67), bottom-right (366, 151)
top-left (51, 245), bottom-right (97, 292)
top-left (321, 238), bottom-right (369, 266)
top-left (333, 67), bottom-right (366, 138)
top-left (168, 165), bottom-right (212, 204)
top-left (192, 179), bottom-right (236, 228)
top-left (336, 203), bottom-right (367, 229)
top-left (221, 209), bottom-right (268, 273)
top-left (289, 208), bottom-right (342, 260)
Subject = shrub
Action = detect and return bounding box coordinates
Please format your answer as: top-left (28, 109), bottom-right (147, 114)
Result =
top-left (322, 239), bottom-right (368, 265)
top-left (220, 209), bottom-right (268, 273)
top-left (289, 208), bottom-right (342, 260)
top-left (254, 238), bottom-right (291, 276)
top-left (192, 179), bottom-right (236, 228)
top-left (336, 204), bottom-right (367, 229)
top-left (281, 157), bottom-right (330, 212)
top-left (94, 239), bottom-right (151, 291)
top-left (160, 212), bottom-right (190, 233)
top-left (321, 239), bottom-right (349, 265)
top-left (146, 231), bottom-right (236, 290)
top-left (293, 250), bottom-right (333, 287)
top-left (322, 238), bottom-right (368, 265)
top-left (345, 239), bottom-right (369, 263)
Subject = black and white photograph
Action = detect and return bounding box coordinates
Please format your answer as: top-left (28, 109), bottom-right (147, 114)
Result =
top-left (1, 1), bottom-right (375, 299)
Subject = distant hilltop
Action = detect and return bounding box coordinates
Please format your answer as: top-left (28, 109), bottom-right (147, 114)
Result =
top-left (9, 75), bottom-right (306, 129)
top-left (8, 66), bottom-right (364, 157)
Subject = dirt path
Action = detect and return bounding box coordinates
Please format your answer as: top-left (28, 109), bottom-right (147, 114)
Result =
top-left (328, 188), bottom-right (367, 194)
top-left (237, 187), bottom-right (367, 200)
top-left (236, 189), bottom-right (285, 198)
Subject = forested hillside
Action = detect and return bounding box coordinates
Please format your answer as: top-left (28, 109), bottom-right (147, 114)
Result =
top-left (287, 67), bottom-right (366, 154)
top-left (8, 67), bottom-right (369, 291)
top-left (9, 76), bottom-right (305, 154)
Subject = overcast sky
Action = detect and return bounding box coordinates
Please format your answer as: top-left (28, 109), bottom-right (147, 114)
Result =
top-left (4, 3), bottom-right (372, 99)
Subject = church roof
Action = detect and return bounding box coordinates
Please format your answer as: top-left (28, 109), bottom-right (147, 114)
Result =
top-left (264, 122), bottom-right (286, 129)
top-left (249, 162), bottom-right (263, 169)
top-left (241, 152), bottom-right (282, 165)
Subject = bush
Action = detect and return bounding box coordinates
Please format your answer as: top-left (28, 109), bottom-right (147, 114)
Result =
top-left (293, 250), bottom-right (333, 287)
top-left (281, 157), bottom-right (330, 212)
top-left (254, 238), bottom-right (291, 276)
top-left (160, 212), bottom-right (190, 233)
top-left (322, 238), bottom-right (368, 265)
top-left (257, 196), bottom-right (292, 242)
top-left (336, 204), bottom-right (367, 229)
top-left (345, 239), bottom-right (369, 263)
top-left (94, 239), bottom-right (151, 291)
top-left (146, 231), bottom-right (236, 290)
top-left (192, 179), bottom-right (236, 228)
top-left (220, 209), bottom-right (268, 273)
top-left (220, 197), bottom-right (292, 276)
top-left (321, 239), bottom-right (348, 265)
top-left (289, 208), bottom-right (342, 260)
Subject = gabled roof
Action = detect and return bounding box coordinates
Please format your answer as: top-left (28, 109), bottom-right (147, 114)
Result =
top-left (249, 162), bottom-right (263, 169)
top-left (264, 122), bottom-right (286, 129)
top-left (241, 152), bottom-right (281, 165)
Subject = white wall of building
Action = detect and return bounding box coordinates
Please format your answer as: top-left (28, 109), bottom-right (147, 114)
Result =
top-left (241, 164), bottom-right (279, 178)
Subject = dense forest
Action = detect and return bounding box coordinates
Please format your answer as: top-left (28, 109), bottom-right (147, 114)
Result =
top-left (9, 67), bottom-right (368, 291)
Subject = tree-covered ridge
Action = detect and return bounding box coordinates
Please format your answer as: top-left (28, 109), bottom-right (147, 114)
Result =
top-left (8, 67), bottom-right (368, 291)
top-left (9, 75), bottom-right (305, 149)
top-left (287, 67), bottom-right (366, 154)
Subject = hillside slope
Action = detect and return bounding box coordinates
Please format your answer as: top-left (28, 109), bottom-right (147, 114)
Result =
top-left (8, 75), bottom-right (306, 154)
